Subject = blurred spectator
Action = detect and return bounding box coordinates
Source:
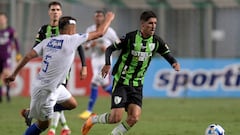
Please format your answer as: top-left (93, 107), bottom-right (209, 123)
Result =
top-left (0, 12), bottom-right (21, 103)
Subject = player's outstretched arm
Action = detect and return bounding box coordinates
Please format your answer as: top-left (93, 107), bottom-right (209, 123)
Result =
top-left (4, 49), bottom-right (38, 84)
top-left (87, 12), bottom-right (115, 41)
top-left (101, 45), bottom-right (117, 78)
top-left (162, 53), bottom-right (180, 71)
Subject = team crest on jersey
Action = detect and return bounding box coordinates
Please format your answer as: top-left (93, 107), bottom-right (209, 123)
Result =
top-left (114, 96), bottom-right (122, 105)
top-left (47, 39), bottom-right (63, 49)
top-left (149, 43), bottom-right (155, 51)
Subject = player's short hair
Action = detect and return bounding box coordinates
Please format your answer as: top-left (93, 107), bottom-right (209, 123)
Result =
top-left (0, 12), bottom-right (6, 16)
top-left (48, 1), bottom-right (62, 9)
top-left (59, 16), bottom-right (77, 30)
top-left (140, 11), bottom-right (157, 22)
top-left (95, 10), bottom-right (105, 16)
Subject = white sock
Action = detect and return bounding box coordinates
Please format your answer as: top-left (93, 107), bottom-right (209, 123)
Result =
top-left (110, 121), bottom-right (131, 135)
top-left (92, 113), bottom-right (110, 124)
top-left (60, 111), bottom-right (69, 129)
top-left (50, 112), bottom-right (61, 131)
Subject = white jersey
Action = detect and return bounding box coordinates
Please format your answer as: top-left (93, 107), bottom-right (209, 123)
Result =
top-left (33, 33), bottom-right (88, 91)
top-left (85, 25), bottom-right (119, 85)
top-left (86, 25), bottom-right (119, 59)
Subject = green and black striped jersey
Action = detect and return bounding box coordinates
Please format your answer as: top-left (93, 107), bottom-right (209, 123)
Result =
top-left (34, 25), bottom-right (59, 47)
top-left (112, 30), bottom-right (170, 87)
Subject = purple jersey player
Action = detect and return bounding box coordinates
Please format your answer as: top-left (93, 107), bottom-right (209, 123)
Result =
top-left (0, 12), bottom-right (21, 102)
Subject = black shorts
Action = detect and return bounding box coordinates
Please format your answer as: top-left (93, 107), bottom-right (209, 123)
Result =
top-left (111, 83), bottom-right (143, 111)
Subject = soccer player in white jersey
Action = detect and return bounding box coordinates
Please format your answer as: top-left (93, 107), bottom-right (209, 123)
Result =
top-left (4, 12), bottom-right (115, 135)
top-left (78, 10), bottom-right (120, 119)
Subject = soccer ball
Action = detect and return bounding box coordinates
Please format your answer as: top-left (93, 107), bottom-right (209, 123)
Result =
top-left (205, 124), bottom-right (225, 135)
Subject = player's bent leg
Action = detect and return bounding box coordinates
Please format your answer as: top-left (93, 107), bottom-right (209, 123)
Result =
top-left (109, 104), bottom-right (141, 135)
top-left (81, 108), bottom-right (124, 135)
top-left (126, 104), bottom-right (141, 126)
top-left (59, 96), bottom-right (78, 110)
top-left (55, 84), bottom-right (77, 111)
top-left (108, 108), bottom-right (125, 124)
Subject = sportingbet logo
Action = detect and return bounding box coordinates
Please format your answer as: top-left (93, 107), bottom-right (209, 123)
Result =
top-left (153, 64), bottom-right (240, 96)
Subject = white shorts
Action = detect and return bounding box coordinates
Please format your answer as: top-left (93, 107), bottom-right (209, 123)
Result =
top-left (29, 85), bottom-right (71, 121)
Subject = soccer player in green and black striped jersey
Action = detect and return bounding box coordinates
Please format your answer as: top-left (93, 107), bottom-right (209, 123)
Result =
top-left (82, 11), bottom-right (180, 135)
top-left (21, 1), bottom-right (87, 135)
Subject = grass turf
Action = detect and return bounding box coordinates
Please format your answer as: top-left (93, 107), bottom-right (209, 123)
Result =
top-left (0, 96), bottom-right (239, 135)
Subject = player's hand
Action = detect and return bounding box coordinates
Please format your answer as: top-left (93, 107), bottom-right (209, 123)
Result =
top-left (172, 63), bottom-right (180, 71)
top-left (80, 66), bottom-right (87, 80)
top-left (101, 65), bottom-right (111, 78)
top-left (105, 12), bottom-right (115, 22)
top-left (4, 74), bottom-right (16, 85)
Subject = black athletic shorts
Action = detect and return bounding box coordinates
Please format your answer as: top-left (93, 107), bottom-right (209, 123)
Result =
top-left (111, 83), bottom-right (143, 111)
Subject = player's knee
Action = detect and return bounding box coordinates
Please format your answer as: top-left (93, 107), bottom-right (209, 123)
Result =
top-left (66, 97), bottom-right (78, 110)
top-left (68, 100), bottom-right (78, 110)
top-left (126, 115), bottom-right (139, 126)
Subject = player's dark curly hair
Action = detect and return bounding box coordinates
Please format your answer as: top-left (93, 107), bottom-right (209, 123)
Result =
top-left (140, 11), bottom-right (157, 22)
top-left (59, 16), bottom-right (77, 30)
top-left (48, 1), bottom-right (62, 9)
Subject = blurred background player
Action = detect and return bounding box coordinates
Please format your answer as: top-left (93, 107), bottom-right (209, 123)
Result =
top-left (78, 10), bottom-right (120, 120)
top-left (21, 1), bottom-right (87, 135)
top-left (0, 12), bottom-right (21, 103)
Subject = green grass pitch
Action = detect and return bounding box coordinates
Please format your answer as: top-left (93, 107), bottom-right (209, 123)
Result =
top-left (0, 96), bottom-right (239, 135)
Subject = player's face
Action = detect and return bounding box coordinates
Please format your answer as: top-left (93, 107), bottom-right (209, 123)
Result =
top-left (0, 14), bottom-right (7, 29)
top-left (48, 5), bottom-right (62, 22)
top-left (141, 17), bottom-right (157, 37)
top-left (94, 13), bottom-right (105, 25)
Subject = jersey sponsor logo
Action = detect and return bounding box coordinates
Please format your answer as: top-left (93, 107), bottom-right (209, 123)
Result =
top-left (114, 96), bottom-right (122, 105)
top-left (47, 39), bottom-right (63, 49)
top-left (131, 50), bottom-right (152, 61)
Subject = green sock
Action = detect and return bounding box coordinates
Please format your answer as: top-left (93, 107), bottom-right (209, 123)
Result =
top-left (49, 125), bottom-right (57, 133)
top-left (92, 113), bottom-right (110, 124)
top-left (109, 121), bottom-right (131, 135)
